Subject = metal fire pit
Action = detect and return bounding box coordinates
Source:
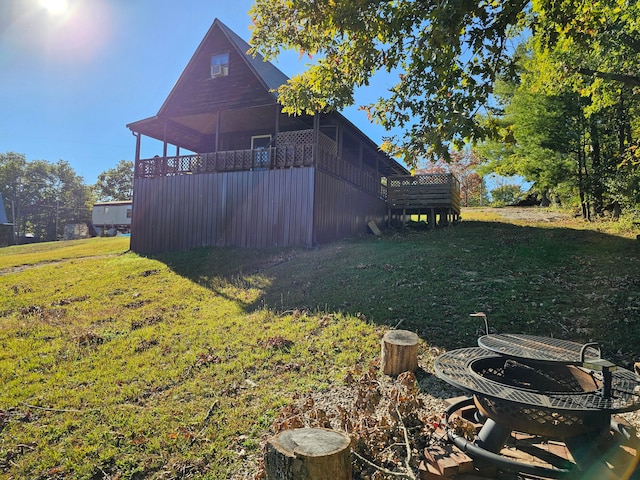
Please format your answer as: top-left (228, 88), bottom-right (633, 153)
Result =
top-left (434, 334), bottom-right (640, 477)
top-left (435, 335), bottom-right (640, 438)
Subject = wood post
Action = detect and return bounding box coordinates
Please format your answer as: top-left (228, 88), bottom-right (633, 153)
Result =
top-left (134, 132), bottom-right (141, 163)
top-left (265, 428), bottom-right (351, 479)
top-left (381, 329), bottom-right (419, 376)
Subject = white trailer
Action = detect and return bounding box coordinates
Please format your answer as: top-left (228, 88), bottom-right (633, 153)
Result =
top-left (92, 201), bottom-right (132, 234)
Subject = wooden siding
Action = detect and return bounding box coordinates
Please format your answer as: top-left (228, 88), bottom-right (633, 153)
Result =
top-left (131, 169), bottom-right (314, 253)
top-left (162, 28), bottom-right (274, 118)
top-left (313, 169), bottom-right (387, 245)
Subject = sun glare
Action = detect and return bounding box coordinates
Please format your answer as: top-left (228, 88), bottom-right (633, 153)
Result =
top-left (40, 0), bottom-right (69, 16)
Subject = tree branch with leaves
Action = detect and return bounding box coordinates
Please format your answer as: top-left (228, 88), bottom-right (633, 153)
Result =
top-left (249, 0), bottom-right (529, 166)
top-left (93, 160), bottom-right (134, 202)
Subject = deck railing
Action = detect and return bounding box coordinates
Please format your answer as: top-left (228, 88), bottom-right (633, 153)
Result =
top-left (135, 145), bottom-right (388, 200)
top-left (388, 173), bottom-right (460, 191)
top-left (316, 149), bottom-right (387, 199)
top-left (387, 173), bottom-right (461, 212)
top-left (135, 146), bottom-right (316, 178)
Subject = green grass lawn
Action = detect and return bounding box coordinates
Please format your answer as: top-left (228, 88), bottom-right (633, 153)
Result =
top-left (0, 237), bottom-right (132, 270)
top-left (1, 209), bottom-right (639, 479)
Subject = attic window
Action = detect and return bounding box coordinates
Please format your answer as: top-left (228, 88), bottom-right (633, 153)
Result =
top-left (211, 53), bottom-right (229, 78)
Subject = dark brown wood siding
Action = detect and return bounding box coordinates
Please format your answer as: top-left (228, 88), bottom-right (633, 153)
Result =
top-left (161, 28), bottom-right (275, 118)
top-left (313, 169), bottom-right (386, 245)
top-left (131, 169), bottom-right (314, 253)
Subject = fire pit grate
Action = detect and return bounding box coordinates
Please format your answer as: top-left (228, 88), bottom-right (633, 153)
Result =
top-left (477, 334), bottom-right (602, 364)
top-left (434, 347), bottom-right (640, 413)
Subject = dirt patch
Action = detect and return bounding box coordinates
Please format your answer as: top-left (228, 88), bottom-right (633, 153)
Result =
top-left (468, 206), bottom-right (572, 223)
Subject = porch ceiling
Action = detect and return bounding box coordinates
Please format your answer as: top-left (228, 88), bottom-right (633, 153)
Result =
top-left (127, 104), bottom-right (310, 153)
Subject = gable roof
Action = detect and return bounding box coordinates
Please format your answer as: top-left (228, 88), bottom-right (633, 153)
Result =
top-left (126, 19), bottom-right (409, 176)
top-left (220, 21), bottom-right (290, 94)
top-left (156, 19), bottom-right (288, 117)
top-left (127, 18), bottom-right (291, 150)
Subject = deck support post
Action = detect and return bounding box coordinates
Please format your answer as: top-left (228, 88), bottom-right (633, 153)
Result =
top-left (162, 122), bottom-right (168, 159)
top-left (134, 132), bottom-right (141, 163)
top-left (215, 110), bottom-right (221, 152)
top-left (313, 114), bottom-right (319, 166)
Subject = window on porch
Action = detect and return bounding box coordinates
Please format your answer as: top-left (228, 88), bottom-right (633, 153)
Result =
top-left (251, 135), bottom-right (272, 170)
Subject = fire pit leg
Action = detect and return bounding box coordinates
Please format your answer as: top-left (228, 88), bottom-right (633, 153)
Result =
top-left (564, 431), bottom-right (611, 476)
top-left (475, 418), bottom-right (512, 454)
top-left (444, 397), bottom-right (575, 479)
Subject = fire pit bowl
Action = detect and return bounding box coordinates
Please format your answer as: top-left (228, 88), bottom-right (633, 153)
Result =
top-left (434, 336), bottom-right (640, 439)
top-left (470, 355), bottom-right (608, 437)
top-left (434, 334), bottom-right (640, 477)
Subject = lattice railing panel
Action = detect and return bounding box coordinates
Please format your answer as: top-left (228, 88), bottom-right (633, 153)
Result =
top-left (317, 132), bottom-right (337, 155)
top-left (277, 130), bottom-right (336, 156)
top-left (389, 174), bottom-right (452, 187)
top-left (276, 129), bottom-right (314, 147)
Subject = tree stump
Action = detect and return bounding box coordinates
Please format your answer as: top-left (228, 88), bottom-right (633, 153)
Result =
top-left (381, 329), bottom-right (419, 376)
top-left (265, 427), bottom-right (351, 479)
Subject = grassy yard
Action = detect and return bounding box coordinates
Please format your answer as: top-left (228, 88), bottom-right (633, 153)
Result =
top-left (1, 208), bottom-right (639, 479)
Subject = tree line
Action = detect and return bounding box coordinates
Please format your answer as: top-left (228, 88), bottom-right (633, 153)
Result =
top-left (0, 152), bottom-right (133, 244)
top-left (249, 0), bottom-right (640, 220)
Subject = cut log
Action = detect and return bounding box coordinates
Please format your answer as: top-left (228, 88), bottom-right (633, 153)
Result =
top-left (381, 329), bottom-right (419, 376)
top-left (265, 427), bottom-right (351, 479)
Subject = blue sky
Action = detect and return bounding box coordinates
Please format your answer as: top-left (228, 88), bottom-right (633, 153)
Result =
top-left (1, 0), bottom-right (397, 184)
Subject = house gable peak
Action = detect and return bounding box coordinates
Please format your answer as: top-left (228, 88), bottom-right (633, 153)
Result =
top-left (157, 18), bottom-right (288, 117)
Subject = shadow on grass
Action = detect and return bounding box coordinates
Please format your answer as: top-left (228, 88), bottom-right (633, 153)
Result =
top-left (151, 220), bottom-right (640, 358)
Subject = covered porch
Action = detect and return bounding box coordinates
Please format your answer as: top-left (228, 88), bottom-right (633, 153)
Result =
top-left (131, 121), bottom-right (397, 201)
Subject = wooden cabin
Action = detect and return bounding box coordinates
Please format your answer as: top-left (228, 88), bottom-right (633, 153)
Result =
top-left (127, 19), bottom-right (459, 253)
top-left (127, 19), bottom-right (409, 253)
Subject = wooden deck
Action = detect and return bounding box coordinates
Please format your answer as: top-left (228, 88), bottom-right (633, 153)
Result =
top-left (387, 173), bottom-right (461, 227)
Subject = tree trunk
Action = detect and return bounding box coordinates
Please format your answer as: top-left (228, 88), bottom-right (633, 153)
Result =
top-left (589, 115), bottom-right (603, 213)
top-left (265, 428), bottom-right (351, 480)
top-left (381, 329), bottom-right (419, 376)
top-left (540, 191), bottom-right (550, 207)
